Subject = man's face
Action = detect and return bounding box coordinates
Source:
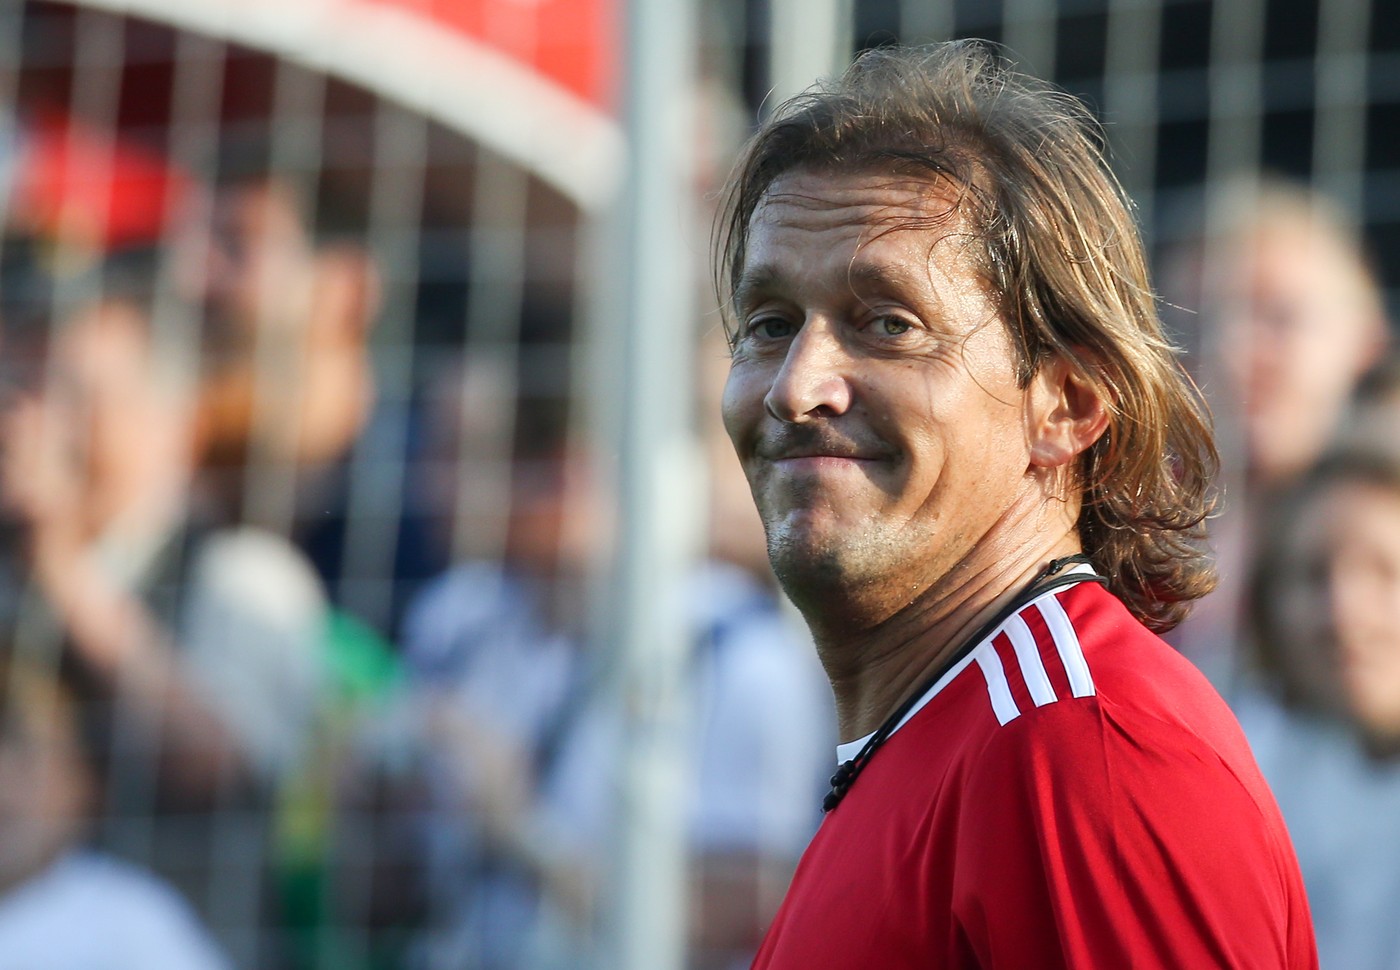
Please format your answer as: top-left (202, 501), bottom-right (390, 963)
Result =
top-left (187, 179), bottom-right (317, 341)
top-left (722, 169), bottom-right (1039, 618)
top-left (178, 178), bottom-right (378, 467)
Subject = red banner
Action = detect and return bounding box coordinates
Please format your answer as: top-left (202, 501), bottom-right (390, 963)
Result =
top-left (359, 0), bottom-right (617, 109)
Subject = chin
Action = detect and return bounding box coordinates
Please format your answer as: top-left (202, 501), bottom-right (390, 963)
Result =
top-left (765, 522), bottom-right (885, 607)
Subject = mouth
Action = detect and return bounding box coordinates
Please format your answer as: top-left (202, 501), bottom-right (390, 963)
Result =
top-left (756, 431), bottom-right (894, 465)
top-left (770, 453), bottom-right (879, 470)
top-left (770, 445), bottom-right (878, 460)
top-left (760, 446), bottom-right (893, 481)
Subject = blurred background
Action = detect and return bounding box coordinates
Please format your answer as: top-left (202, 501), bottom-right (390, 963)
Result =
top-left (0, 1), bottom-right (1397, 969)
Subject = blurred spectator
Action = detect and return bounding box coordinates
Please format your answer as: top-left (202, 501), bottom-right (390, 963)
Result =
top-left (391, 403), bottom-right (601, 969)
top-left (180, 158), bottom-right (379, 485)
top-left (0, 654), bottom-right (231, 970)
top-left (527, 559), bottom-right (829, 970)
top-left (1236, 446), bottom-right (1400, 969)
top-left (170, 150), bottom-right (427, 636)
top-left (1161, 176), bottom-right (1390, 680)
top-left (1164, 176), bottom-right (1388, 489)
top-left (386, 347), bottom-right (830, 969)
top-left (0, 254), bottom-right (325, 967)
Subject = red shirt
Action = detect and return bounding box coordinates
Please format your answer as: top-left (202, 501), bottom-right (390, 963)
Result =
top-left (752, 580), bottom-right (1317, 969)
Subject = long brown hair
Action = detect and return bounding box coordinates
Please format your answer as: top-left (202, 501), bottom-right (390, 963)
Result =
top-left (715, 41), bottom-right (1217, 631)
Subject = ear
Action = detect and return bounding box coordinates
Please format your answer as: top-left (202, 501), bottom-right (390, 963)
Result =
top-left (1026, 353), bottom-right (1109, 469)
top-left (310, 245), bottom-right (382, 340)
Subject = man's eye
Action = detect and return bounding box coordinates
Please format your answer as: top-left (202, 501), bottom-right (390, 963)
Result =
top-left (749, 317), bottom-right (794, 339)
top-left (877, 316), bottom-right (912, 336)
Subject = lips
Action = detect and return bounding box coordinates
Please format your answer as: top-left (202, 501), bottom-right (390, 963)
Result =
top-left (755, 427), bottom-right (895, 464)
top-left (771, 449), bottom-right (877, 462)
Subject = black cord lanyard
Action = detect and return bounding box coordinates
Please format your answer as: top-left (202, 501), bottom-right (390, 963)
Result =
top-left (823, 554), bottom-right (1106, 812)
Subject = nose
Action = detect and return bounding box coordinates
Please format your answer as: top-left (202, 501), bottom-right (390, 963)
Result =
top-left (763, 319), bottom-right (853, 423)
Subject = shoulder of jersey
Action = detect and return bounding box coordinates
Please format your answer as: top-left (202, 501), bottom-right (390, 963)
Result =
top-left (970, 585), bottom-right (1104, 728)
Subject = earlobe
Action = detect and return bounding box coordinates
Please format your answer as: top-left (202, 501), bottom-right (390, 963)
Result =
top-left (1027, 357), bottom-right (1109, 469)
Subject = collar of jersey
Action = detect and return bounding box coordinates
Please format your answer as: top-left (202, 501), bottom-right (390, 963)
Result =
top-left (834, 564), bottom-right (1099, 765)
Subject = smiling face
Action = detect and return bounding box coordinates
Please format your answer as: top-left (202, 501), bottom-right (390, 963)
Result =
top-left (722, 169), bottom-right (1066, 624)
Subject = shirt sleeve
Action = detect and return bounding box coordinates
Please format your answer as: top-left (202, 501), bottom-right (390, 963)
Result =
top-left (951, 697), bottom-right (1313, 970)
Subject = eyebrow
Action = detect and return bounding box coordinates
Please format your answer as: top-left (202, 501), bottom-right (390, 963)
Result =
top-left (844, 261), bottom-right (927, 296)
top-left (731, 265), bottom-right (783, 312)
top-left (735, 259), bottom-right (924, 296)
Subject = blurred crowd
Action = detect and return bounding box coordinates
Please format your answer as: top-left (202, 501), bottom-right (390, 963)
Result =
top-left (0, 110), bottom-right (833, 970)
top-left (1, 87), bottom-right (1400, 970)
top-left (1163, 176), bottom-right (1400, 970)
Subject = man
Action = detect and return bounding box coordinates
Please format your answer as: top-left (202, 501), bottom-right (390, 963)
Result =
top-left (716, 42), bottom-right (1316, 967)
top-left (181, 163), bottom-right (380, 485)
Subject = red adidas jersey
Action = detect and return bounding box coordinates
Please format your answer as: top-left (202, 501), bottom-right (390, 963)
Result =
top-left (752, 580), bottom-right (1317, 969)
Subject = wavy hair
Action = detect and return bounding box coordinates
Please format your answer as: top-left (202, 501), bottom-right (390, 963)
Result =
top-left (715, 41), bottom-right (1217, 632)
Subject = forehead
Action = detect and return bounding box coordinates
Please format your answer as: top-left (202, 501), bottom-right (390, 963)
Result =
top-left (751, 168), bottom-right (966, 241)
top-left (737, 168), bottom-right (983, 306)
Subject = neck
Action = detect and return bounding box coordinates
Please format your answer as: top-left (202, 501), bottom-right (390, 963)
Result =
top-left (811, 526), bottom-right (1084, 744)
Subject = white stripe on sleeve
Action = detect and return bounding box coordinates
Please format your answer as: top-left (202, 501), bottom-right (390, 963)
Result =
top-left (1034, 595), bottom-right (1096, 698)
top-left (1004, 613), bottom-right (1057, 707)
top-left (974, 643), bottom-right (1022, 725)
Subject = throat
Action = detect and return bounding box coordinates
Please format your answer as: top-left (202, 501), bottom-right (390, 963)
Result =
top-left (817, 553), bottom-right (1098, 743)
top-left (818, 608), bottom-right (969, 743)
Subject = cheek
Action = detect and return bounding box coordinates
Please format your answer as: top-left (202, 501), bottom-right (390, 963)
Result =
top-left (902, 421), bottom-right (1013, 517)
top-left (720, 365), bottom-right (765, 447)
